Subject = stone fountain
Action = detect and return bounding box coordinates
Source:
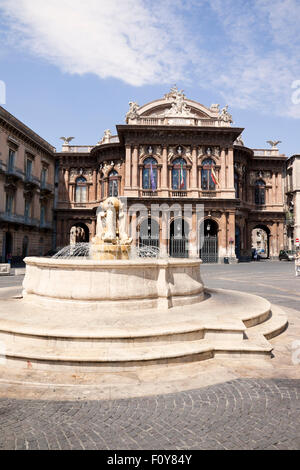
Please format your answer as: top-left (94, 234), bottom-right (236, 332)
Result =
top-left (0, 198), bottom-right (288, 388)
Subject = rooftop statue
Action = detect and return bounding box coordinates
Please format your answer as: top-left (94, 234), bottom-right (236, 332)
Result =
top-left (266, 140), bottom-right (282, 149)
top-left (60, 136), bottom-right (74, 145)
top-left (126, 101), bottom-right (140, 123)
top-left (164, 85), bottom-right (195, 117)
top-left (218, 105), bottom-right (233, 126)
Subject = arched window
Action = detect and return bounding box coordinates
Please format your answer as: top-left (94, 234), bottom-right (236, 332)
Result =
top-left (234, 172), bottom-right (239, 198)
top-left (201, 158), bottom-right (216, 190)
top-left (172, 158), bottom-right (187, 190)
top-left (75, 176), bottom-right (87, 203)
top-left (142, 157), bottom-right (157, 190)
top-left (254, 180), bottom-right (266, 205)
top-left (108, 170), bottom-right (119, 197)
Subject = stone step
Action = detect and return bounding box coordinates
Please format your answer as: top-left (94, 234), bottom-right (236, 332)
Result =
top-left (246, 305), bottom-right (288, 340)
top-left (2, 337), bottom-right (273, 370)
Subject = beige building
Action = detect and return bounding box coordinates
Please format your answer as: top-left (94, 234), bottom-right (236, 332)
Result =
top-left (284, 154), bottom-right (300, 250)
top-left (0, 106), bottom-right (55, 263)
top-left (56, 87), bottom-right (287, 262)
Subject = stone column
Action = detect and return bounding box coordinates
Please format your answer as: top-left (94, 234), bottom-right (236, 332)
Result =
top-left (132, 145), bottom-right (138, 190)
top-left (188, 209), bottom-right (198, 258)
top-left (161, 146), bottom-right (168, 197)
top-left (228, 211), bottom-right (237, 262)
top-left (58, 166), bottom-right (64, 201)
top-left (220, 148), bottom-right (226, 196)
top-left (64, 169), bottom-right (69, 202)
top-left (227, 147), bottom-right (235, 197)
top-left (93, 169), bottom-right (97, 201)
top-left (124, 145), bottom-right (132, 194)
top-left (190, 146), bottom-right (198, 197)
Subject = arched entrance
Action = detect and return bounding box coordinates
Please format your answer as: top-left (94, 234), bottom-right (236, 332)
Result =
top-left (3, 232), bottom-right (13, 263)
top-left (169, 218), bottom-right (189, 258)
top-left (70, 222), bottom-right (90, 244)
top-left (199, 219), bottom-right (218, 263)
top-left (251, 225), bottom-right (270, 259)
top-left (22, 236), bottom-right (29, 259)
top-left (139, 218), bottom-right (160, 250)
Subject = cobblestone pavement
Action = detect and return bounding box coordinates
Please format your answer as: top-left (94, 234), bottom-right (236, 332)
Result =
top-left (0, 262), bottom-right (299, 450)
top-left (0, 379), bottom-right (299, 450)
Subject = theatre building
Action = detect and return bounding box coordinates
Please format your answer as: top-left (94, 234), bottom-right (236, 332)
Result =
top-left (55, 87), bottom-right (287, 263)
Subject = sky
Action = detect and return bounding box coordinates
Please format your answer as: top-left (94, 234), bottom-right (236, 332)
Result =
top-left (0, 0), bottom-right (300, 155)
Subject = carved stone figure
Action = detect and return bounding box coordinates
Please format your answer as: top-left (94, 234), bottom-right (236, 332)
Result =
top-left (210, 104), bottom-right (220, 113)
top-left (126, 101), bottom-right (140, 123)
top-left (235, 135), bottom-right (244, 146)
top-left (93, 197), bottom-right (132, 246)
top-left (164, 86), bottom-right (195, 117)
top-left (102, 129), bottom-right (112, 143)
top-left (218, 105), bottom-right (233, 126)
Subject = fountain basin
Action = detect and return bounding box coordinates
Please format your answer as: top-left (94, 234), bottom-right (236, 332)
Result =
top-left (22, 257), bottom-right (205, 310)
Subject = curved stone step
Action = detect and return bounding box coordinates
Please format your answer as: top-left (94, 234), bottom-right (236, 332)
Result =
top-left (2, 337), bottom-right (273, 371)
top-left (246, 305), bottom-right (288, 340)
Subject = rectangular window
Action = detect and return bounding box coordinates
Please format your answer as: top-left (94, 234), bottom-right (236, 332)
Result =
top-left (5, 194), bottom-right (13, 214)
top-left (26, 159), bottom-right (32, 178)
top-left (41, 168), bottom-right (47, 187)
top-left (40, 205), bottom-right (45, 225)
top-left (8, 149), bottom-right (15, 172)
top-left (24, 200), bottom-right (30, 219)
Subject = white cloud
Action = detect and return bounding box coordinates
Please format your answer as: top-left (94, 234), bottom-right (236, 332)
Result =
top-left (0, 0), bottom-right (196, 86)
top-left (0, 0), bottom-right (300, 118)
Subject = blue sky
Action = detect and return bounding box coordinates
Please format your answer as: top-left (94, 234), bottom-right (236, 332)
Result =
top-left (0, 0), bottom-right (300, 155)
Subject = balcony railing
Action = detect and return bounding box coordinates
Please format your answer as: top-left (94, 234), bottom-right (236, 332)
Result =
top-left (0, 212), bottom-right (39, 226)
top-left (6, 166), bottom-right (24, 180)
top-left (40, 181), bottom-right (54, 193)
top-left (24, 174), bottom-right (40, 187)
top-left (201, 190), bottom-right (217, 198)
top-left (172, 191), bottom-right (187, 197)
top-left (142, 190), bottom-right (158, 197)
top-left (0, 160), bottom-right (7, 174)
top-left (40, 221), bottom-right (53, 229)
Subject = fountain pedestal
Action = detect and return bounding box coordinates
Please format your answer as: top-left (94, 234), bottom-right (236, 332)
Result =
top-left (91, 237), bottom-right (131, 260)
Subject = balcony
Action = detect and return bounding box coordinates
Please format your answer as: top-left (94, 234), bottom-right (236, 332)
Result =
top-left (201, 190), bottom-right (217, 198)
top-left (6, 166), bottom-right (24, 181)
top-left (0, 212), bottom-right (39, 227)
top-left (24, 173), bottom-right (40, 188)
top-left (40, 221), bottom-right (53, 230)
top-left (142, 190), bottom-right (158, 197)
top-left (40, 181), bottom-right (54, 194)
top-left (0, 160), bottom-right (7, 174)
top-left (172, 191), bottom-right (187, 197)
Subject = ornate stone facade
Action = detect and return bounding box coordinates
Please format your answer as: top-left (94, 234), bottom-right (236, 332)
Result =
top-left (55, 88), bottom-right (288, 262)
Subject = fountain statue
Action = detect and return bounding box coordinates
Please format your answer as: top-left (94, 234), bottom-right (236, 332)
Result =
top-left (91, 197), bottom-right (132, 260)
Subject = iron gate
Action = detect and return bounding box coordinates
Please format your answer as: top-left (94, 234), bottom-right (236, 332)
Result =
top-left (169, 236), bottom-right (189, 258)
top-left (200, 236), bottom-right (218, 263)
top-left (139, 236), bottom-right (159, 250)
